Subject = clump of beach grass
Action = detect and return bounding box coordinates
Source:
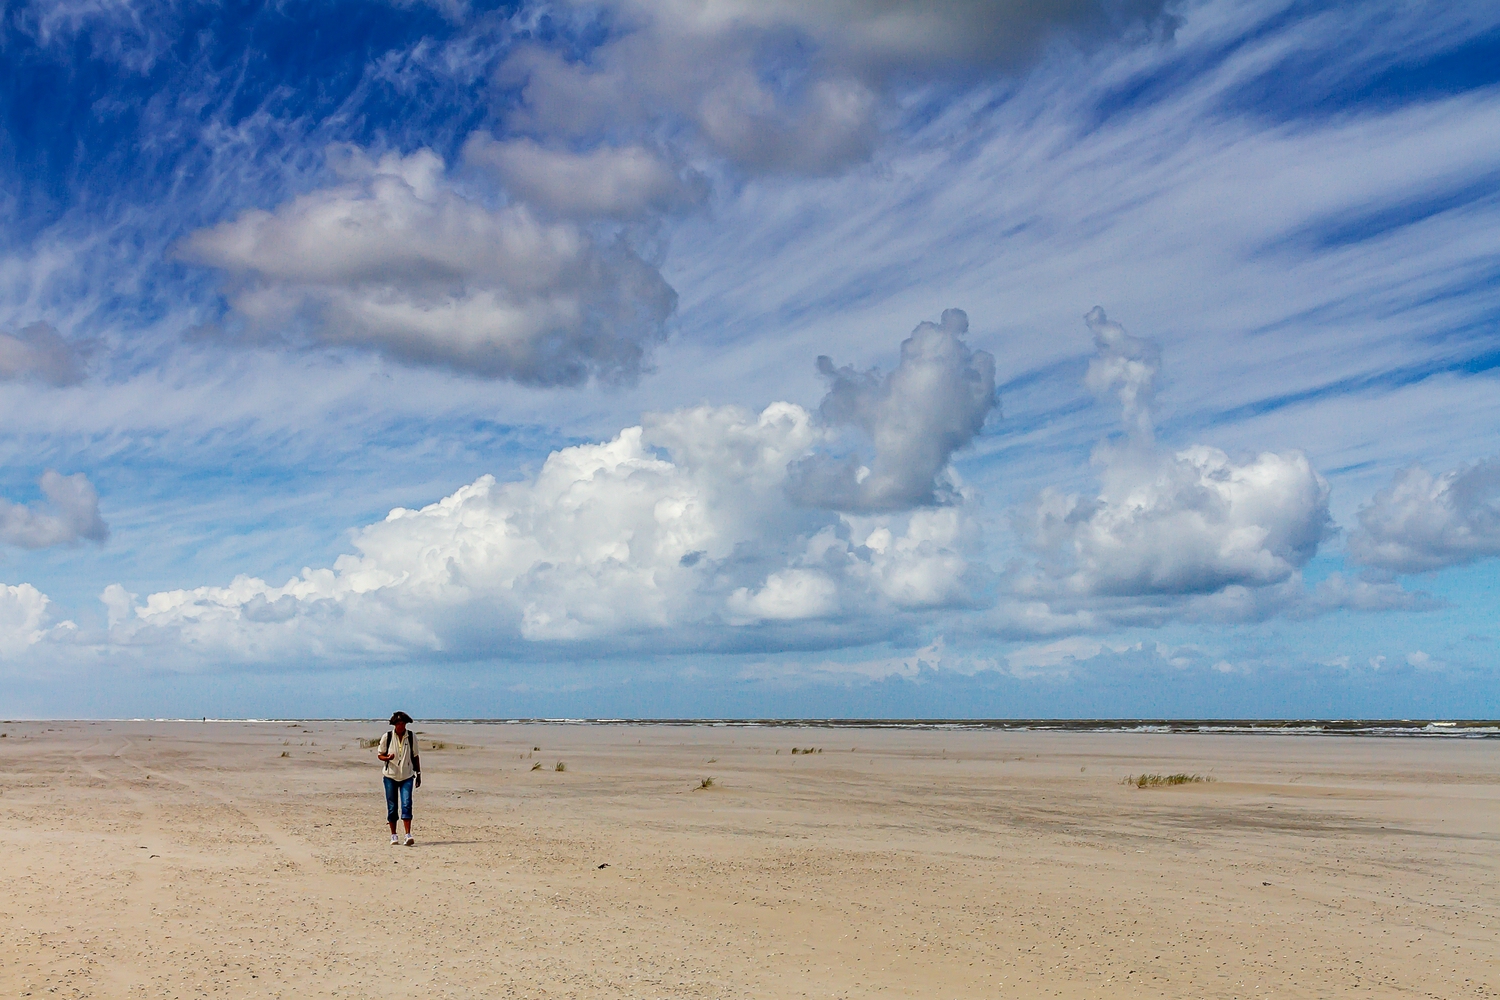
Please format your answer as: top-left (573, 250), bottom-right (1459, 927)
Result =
top-left (790, 747), bottom-right (823, 755)
top-left (530, 761), bottom-right (543, 771)
top-left (555, 761), bottom-right (567, 772)
top-left (1125, 773), bottom-right (1213, 788)
top-left (699, 776), bottom-right (715, 789)
top-left (358, 737), bottom-right (381, 749)
top-left (280, 751), bottom-right (290, 758)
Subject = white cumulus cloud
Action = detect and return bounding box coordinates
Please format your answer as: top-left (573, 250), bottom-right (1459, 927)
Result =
top-left (179, 146), bottom-right (677, 385)
top-left (1020, 444), bottom-right (1332, 598)
top-left (501, 0), bottom-right (1173, 175)
top-left (789, 308), bottom-right (997, 512)
top-left (463, 136), bottom-right (707, 220)
top-left (1084, 306), bottom-right (1159, 444)
top-left (1347, 458), bottom-right (1500, 573)
top-left (1006, 310), bottom-right (1347, 625)
top-left (0, 582), bottom-right (73, 655)
top-left (0, 470), bottom-right (109, 549)
top-left (0, 322), bottom-right (87, 386)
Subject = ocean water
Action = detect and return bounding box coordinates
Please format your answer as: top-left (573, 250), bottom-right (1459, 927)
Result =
top-left (144, 717), bottom-right (1500, 736)
top-left (338, 718), bottom-right (1500, 737)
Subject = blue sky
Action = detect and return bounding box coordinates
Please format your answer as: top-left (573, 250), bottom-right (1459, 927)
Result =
top-left (1, 0), bottom-right (1498, 719)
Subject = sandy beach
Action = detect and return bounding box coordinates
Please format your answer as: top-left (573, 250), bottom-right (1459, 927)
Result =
top-left (4, 720), bottom-right (1498, 998)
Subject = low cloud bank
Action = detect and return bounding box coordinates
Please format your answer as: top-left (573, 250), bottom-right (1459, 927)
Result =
top-left (94, 307), bottom-right (1438, 664)
top-left (106, 312), bottom-right (988, 659)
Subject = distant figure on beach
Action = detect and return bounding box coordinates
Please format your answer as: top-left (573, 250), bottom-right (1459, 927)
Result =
top-left (378, 711), bottom-right (421, 846)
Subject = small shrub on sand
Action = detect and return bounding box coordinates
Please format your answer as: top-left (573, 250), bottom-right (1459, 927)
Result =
top-left (699, 777), bottom-right (715, 789)
top-left (555, 761), bottom-right (567, 772)
top-left (280, 751), bottom-right (290, 758)
top-left (530, 762), bottom-right (543, 771)
top-left (358, 737), bottom-right (381, 749)
top-left (1126, 773), bottom-right (1212, 788)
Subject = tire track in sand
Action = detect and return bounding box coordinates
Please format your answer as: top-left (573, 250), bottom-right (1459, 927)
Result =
top-left (65, 740), bottom-right (162, 997)
top-left (108, 737), bottom-right (322, 870)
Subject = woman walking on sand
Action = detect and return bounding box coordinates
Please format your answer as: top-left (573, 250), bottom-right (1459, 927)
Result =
top-left (378, 711), bottom-right (421, 846)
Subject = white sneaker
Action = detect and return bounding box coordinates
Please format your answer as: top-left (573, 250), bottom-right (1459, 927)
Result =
top-left (390, 834), bottom-right (399, 846)
top-left (404, 834), bottom-right (415, 846)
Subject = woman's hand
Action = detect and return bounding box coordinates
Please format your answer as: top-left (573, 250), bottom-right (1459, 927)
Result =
top-left (378, 753), bottom-right (393, 761)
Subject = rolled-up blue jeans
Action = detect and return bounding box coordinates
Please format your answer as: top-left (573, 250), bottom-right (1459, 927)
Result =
top-left (384, 776), bottom-right (414, 823)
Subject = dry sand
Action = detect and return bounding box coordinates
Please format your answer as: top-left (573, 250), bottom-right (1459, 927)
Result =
top-left (3, 720), bottom-right (1498, 998)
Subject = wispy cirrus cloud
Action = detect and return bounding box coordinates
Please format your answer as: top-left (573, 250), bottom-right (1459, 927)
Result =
top-left (94, 305), bottom-right (1431, 668)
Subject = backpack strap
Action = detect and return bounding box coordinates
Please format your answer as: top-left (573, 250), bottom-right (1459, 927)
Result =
top-left (380, 728), bottom-right (419, 778)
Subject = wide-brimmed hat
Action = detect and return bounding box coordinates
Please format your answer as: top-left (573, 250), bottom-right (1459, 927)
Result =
top-left (389, 711), bottom-right (413, 725)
